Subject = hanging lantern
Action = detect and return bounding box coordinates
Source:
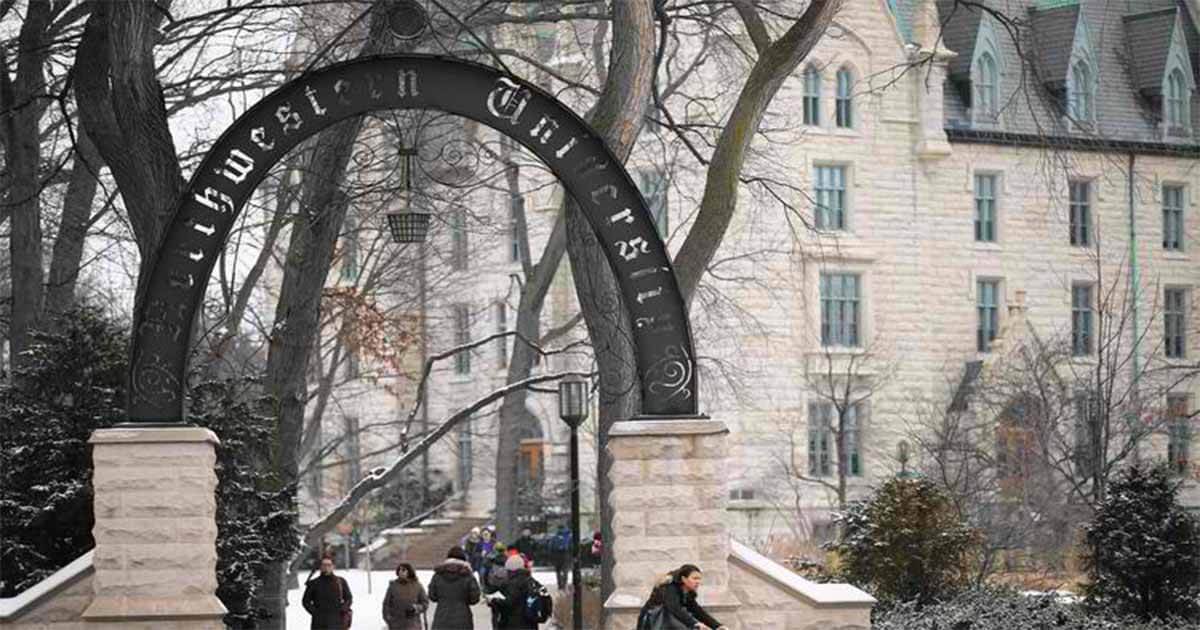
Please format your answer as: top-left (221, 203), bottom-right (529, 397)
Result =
top-left (387, 210), bottom-right (431, 244)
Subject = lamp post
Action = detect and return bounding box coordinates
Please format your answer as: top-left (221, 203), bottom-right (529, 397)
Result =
top-left (558, 376), bottom-right (588, 630)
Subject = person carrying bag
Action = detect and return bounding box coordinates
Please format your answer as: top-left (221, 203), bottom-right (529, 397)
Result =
top-left (637, 564), bottom-right (726, 630)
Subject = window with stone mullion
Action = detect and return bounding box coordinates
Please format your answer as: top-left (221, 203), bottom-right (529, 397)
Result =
top-left (1072, 284), bottom-right (1093, 356)
top-left (815, 166), bottom-right (846, 230)
top-left (1163, 185), bottom-right (1184, 251)
top-left (1069, 180), bottom-right (1091, 247)
top-left (977, 280), bottom-right (999, 352)
top-left (1165, 288), bottom-right (1187, 359)
top-left (1168, 394), bottom-right (1191, 475)
top-left (974, 174), bottom-right (997, 242)
top-left (803, 66), bottom-right (821, 126)
top-left (820, 273), bottom-right (860, 347)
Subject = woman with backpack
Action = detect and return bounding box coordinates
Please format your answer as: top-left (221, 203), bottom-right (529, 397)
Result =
top-left (637, 564), bottom-right (726, 630)
top-left (491, 554), bottom-right (553, 629)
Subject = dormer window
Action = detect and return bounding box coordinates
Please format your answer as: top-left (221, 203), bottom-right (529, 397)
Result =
top-left (1068, 61), bottom-right (1094, 122)
top-left (1167, 69), bottom-right (1189, 129)
top-left (974, 53), bottom-right (998, 121)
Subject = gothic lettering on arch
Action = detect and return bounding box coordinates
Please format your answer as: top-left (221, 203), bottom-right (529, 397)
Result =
top-left (130, 54), bottom-right (697, 424)
top-left (215, 149), bottom-right (256, 185)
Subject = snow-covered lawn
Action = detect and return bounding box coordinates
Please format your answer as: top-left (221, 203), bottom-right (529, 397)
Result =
top-left (287, 569), bottom-right (561, 630)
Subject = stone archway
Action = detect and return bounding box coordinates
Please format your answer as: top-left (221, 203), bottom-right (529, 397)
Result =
top-left (126, 54), bottom-right (697, 423)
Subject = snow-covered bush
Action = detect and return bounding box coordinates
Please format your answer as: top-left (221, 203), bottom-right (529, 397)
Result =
top-left (826, 477), bottom-right (982, 607)
top-left (1082, 465), bottom-right (1200, 621)
top-left (0, 307), bottom-right (298, 628)
top-left (874, 587), bottom-right (1196, 629)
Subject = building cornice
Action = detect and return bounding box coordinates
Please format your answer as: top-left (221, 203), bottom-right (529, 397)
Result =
top-left (945, 127), bottom-right (1200, 158)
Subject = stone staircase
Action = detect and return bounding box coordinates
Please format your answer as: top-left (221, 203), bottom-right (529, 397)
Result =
top-left (358, 505), bottom-right (490, 571)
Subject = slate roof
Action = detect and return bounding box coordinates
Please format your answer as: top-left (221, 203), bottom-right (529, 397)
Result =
top-left (1028, 4), bottom-right (1080, 90)
top-left (1123, 8), bottom-right (1181, 96)
top-left (936, 0), bottom-right (1200, 147)
top-left (936, 0), bottom-right (984, 79)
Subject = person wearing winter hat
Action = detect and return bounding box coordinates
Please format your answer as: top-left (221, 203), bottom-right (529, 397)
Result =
top-left (462, 526), bottom-right (483, 571)
top-left (493, 553), bottom-right (552, 629)
top-left (428, 546), bottom-right (481, 630)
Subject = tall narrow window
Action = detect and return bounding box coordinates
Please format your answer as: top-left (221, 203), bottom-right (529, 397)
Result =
top-left (458, 419), bottom-right (473, 485)
top-left (975, 52), bottom-right (998, 121)
top-left (974, 173), bottom-right (997, 242)
top-left (343, 415), bottom-right (361, 492)
top-left (820, 273), bottom-right (861, 347)
top-left (1165, 288), bottom-right (1187, 359)
top-left (509, 197), bottom-right (523, 263)
top-left (639, 169), bottom-right (669, 237)
top-left (451, 208), bottom-right (469, 270)
top-left (803, 66), bottom-right (821, 126)
top-left (341, 214), bottom-right (359, 281)
top-left (1168, 394), bottom-right (1191, 475)
top-left (836, 68), bottom-right (853, 128)
top-left (496, 301), bottom-right (509, 368)
top-left (1072, 284), bottom-right (1093, 356)
top-left (807, 403), bottom-right (832, 477)
top-left (1167, 68), bottom-right (1189, 130)
top-left (1069, 180), bottom-right (1091, 247)
top-left (1073, 390), bottom-right (1099, 479)
top-left (1163, 185), bottom-right (1185, 251)
top-left (978, 280), bottom-right (999, 352)
top-left (453, 304), bottom-right (471, 374)
top-left (1069, 61), bottom-right (1093, 122)
top-left (844, 403), bottom-right (864, 477)
top-left (814, 165), bottom-right (847, 230)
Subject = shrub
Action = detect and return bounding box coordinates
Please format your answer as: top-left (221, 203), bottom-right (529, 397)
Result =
top-left (1082, 465), bottom-right (1200, 621)
top-left (826, 477), bottom-right (981, 607)
top-left (874, 586), bottom-right (1196, 630)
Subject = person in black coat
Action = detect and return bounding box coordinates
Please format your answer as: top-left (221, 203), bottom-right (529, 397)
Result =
top-left (637, 564), bottom-right (726, 630)
top-left (428, 546), bottom-right (482, 630)
top-left (490, 554), bottom-right (552, 630)
top-left (302, 556), bottom-right (352, 630)
top-left (510, 528), bottom-right (538, 564)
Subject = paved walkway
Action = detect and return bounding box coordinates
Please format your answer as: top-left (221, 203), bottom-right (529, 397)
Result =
top-left (287, 568), bottom-right (562, 630)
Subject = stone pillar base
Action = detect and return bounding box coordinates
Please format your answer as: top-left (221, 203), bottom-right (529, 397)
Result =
top-left (82, 426), bottom-right (227, 629)
top-left (602, 418), bottom-right (741, 629)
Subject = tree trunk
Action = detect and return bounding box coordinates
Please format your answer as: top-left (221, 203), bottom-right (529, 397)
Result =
top-left (562, 0), bottom-right (657, 607)
top-left (45, 127), bottom-right (102, 320)
top-left (5, 0), bottom-right (53, 375)
top-left (671, 0), bottom-right (844, 307)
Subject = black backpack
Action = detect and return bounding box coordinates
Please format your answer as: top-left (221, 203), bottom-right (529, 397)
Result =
top-left (522, 579), bottom-right (553, 624)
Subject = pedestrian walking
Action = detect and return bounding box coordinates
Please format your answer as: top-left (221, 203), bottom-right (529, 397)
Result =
top-left (428, 546), bottom-right (481, 630)
top-left (382, 562), bottom-right (428, 630)
top-left (636, 564), bottom-right (727, 630)
top-left (491, 554), bottom-right (553, 630)
top-left (549, 525), bottom-right (571, 590)
top-left (302, 555), bottom-right (353, 630)
top-left (462, 527), bottom-right (483, 571)
top-left (480, 540), bottom-right (507, 587)
top-left (510, 528), bottom-right (537, 564)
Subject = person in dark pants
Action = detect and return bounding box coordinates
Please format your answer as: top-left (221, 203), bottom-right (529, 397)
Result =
top-left (302, 555), bottom-right (352, 630)
top-left (549, 526), bottom-right (571, 590)
top-left (637, 564), bottom-right (726, 630)
top-left (428, 546), bottom-right (481, 630)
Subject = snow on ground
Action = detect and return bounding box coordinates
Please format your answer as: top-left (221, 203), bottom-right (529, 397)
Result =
top-left (287, 568), bottom-right (561, 630)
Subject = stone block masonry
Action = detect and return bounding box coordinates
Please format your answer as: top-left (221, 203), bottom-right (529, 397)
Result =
top-left (82, 427), bottom-right (227, 629)
top-left (602, 417), bottom-right (872, 630)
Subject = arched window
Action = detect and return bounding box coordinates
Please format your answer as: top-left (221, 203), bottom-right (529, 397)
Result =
top-left (803, 65), bottom-right (821, 126)
top-left (836, 68), bottom-right (853, 128)
top-left (974, 52), bottom-right (998, 120)
top-left (1167, 68), bottom-right (1189, 129)
top-left (1069, 61), bottom-right (1093, 121)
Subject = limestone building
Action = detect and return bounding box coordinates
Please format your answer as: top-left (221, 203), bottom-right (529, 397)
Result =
top-left (295, 0), bottom-right (1200, 554)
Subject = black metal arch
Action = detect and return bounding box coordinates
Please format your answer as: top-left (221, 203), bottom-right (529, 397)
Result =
top-left (128, 54), bottom-right (697, 423)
